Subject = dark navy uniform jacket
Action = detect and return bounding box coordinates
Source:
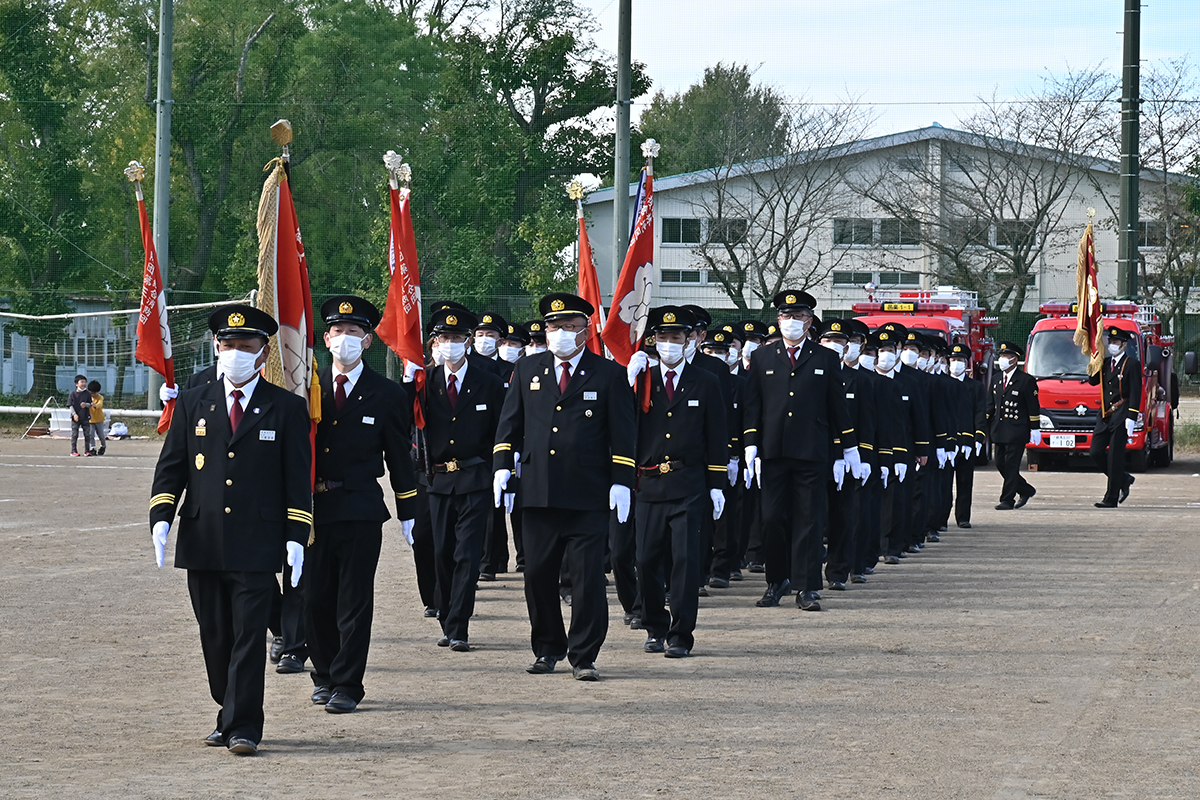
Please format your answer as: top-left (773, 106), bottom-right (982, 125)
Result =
top-left (493, 349), bottom-right (636, 511)
top-left (424, 361), bottom-right (505, 495)
top-left (635, 363), bottom-right (728, 503)
top-left (1087, 354), bottom-right (1142, 432)
top-left (838, 362), bottom-right (877, 468)
top-left (987, 369), bottom-right (1040, 444)
top-left (150, 377), bottom-right (312, 572)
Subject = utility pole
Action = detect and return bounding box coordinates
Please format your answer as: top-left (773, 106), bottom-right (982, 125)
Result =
top-left (1117, 0), bottom-right (1140, 300)
top-left (611, 0), bottom-right (632, 292)
top-left (148, 0), bottom-right (173, 409)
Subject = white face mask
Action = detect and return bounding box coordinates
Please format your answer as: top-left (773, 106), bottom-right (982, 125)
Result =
top-left (526, 343), bottom-right (547, 356)
top-left (900, 349), bottom-right (920, 367)
top-left (438, 341), bottom-right (467, 364)
top-left (499, 344), bottom-right (522, 363)
top-left (950, 360), bottom-right (967, 377)
top-left (684, 339), bottom-right (698, 360)
top-left (778, 318), bottom-right (808, 342)
top-left (473, 336), bottom-right (497, 357)
top-left (431, 345), bottom-right (446, 366)
top-left (876, 351), bottom-right (898, 372)
top-left (218, 346), bottom-right (263, 385)
top-left (821, 340), bottom-right (846, 357)
top-left (1108, 342), bottom-right (1123, 357)
top-left (844, 342), bottom-right (862, 363)
top-left (742, 340), bottom-right (759, 364)
top-left (546, 328), bottom-right (581, 359)
top-left (916, 356), bottom-right (930, 371)
top-left (656, 341), bottom-right (685, 365)
top-left (724, 349), bottom-right (740, 366)
top-left (997, 355), bottom-right (1016, 371)
top-left (858, 353), bottom-right (876, 371)
top-left (327, 334), bottom-right (364, 366)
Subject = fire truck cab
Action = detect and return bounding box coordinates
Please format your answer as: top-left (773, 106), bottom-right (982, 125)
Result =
top-left (1024, 301), bottom-right (1177, 471)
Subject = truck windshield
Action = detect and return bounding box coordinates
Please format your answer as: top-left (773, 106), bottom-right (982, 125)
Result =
top-left (1025, 330), bottom-right (1090, 379)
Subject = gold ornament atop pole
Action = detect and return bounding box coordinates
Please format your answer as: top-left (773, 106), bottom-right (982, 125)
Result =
top-left (566, 180), bottom-right (585, 201)
top-left (271, 119), bottom-right (293, 162)
top-left (124, 160), bottom-right (146, 201)
top-left (383, 150), bottom-right (411, 191)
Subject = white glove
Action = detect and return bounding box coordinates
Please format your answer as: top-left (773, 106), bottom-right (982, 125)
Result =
top-left (400, 518), bottom-right (415, 546)
top-left (880, 465), bottom-right (889, 488)
top-left (503, 492), bottom-right (515, 514)
top-left (755, 457), bottom-right (762, 488)
top-left (710, 488), bottom-right (725, 520)
top-left (946, 448), bottom-right (957, 467)
top-left (1029, 429), bottom-right (1042, 446)
top-left (159, 383), bottom-right (179, 403)
top-left (514, 452), bottom-right (522, 479)
top-left (832, 459), bottom-right (846, 491)
top-left (976, 441), bottom-right (984, 457)
top-left (936, 447), bottom-right (948, 468)
top-left (896, 462), bottom-right (908, 483)
top-left (857, 461), bottom-right (870, 486)
top-left (961, 444), bottom-right (972, 460)
top-left (626, 350), bottom-right (649, 387)
top-left (726, 458), bottom-right (739, 486)
top-left (743, 446), bottom-right (758, 489)
top-left (493, 469), bottom-right (511, 508)
top-left (1124, 418), bottom-right (1135, 438)
top-left (402, 360), bottom-right (422, 384)
top-left (286, 541), bottom-right (305, 587)
top-left (843, 447), bottom-right (862, 476)
top-left (609, 484), bottom-right (631, 524)
top-left (152, 521), bottom-right (170, 567)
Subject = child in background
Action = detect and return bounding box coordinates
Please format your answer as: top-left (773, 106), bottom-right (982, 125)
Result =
top-left (68, 375), bottom-right (94, 457)
top-left (88, 380), bottom-right (107, 456)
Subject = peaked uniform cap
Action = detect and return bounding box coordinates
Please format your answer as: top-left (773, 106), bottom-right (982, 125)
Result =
top-left (321, 295), bottom-right (380, 329)
top-left (209, 304), bottom-right (278, 339)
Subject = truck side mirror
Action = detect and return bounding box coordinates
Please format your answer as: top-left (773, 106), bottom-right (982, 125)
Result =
top-left (1185, 351), bottom-right (1198, 375)
top-left (1145, 344), bottom-right (1163, 371)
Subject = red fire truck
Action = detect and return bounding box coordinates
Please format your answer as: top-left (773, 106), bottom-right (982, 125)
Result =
top-left (1023, 301), bottom-right (1178, 471)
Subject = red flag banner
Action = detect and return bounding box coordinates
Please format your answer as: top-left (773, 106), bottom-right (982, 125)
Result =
top-left (601, 169), bottom-right (654, 366)
top-left (576, 201), bottom-right (606, 355)
top-left (1072, 221), bottom-right (1103, 376)
top-left (132, 190), bottom-right (175, 433)
top-left (376, 182), bottom-right (426, 428)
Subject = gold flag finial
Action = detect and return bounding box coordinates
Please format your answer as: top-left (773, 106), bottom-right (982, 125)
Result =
top-left (271, 119), bottom-right (293, 163)
top-left (566, 180), bottom-right (585, 201)
top-left (124, 161), bottom-right (146, 183)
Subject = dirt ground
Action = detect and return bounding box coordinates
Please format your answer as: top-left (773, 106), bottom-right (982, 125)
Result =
top-left (1, 437), bottom-right (1198, 799)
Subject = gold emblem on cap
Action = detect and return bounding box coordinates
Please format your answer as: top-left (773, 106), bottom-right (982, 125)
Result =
top-left (228, 312), bottom-right (245, 327)
top-left (832, 322), bottom-right (841, 331)
top-left (551, 299), bottom-right (565, 312)
top-left (531, 323), bottom-right (541, 331)
top-left (446, 314), bottom-right (458, 326)
top-left (880, 332), bottom-right (889, 341)
top-left (785, 294), bottom-right (797, 304)
top-left (483, 315), bottom-right (493, 323)
top-left (663, 312), bottom-right (676, 323)
top-left (715, 333), bottom-right (725, 342)
top-left (744, 323), bottom-right (753, 331)
top-left (339, 301), bottom-right (353, 314)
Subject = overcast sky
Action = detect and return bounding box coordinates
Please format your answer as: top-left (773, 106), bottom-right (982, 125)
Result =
top-left (579, 0), bottom-right (1197, 136)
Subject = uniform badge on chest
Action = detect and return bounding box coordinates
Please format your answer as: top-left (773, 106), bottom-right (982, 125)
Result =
top-left (195, 454), bottom-right (205, 470)
top-left (531, 376), bottom-right (541, 390)
top-left (195, 418), bottom-right (206, 437)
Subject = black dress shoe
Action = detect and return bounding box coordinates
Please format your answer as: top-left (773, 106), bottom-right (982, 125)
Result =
top-left (995, 501), bottom-right (1015, 510)
top-left (850, 574), bottom-right (866, 584)
top-left (883, 555), bottom-right (901, 565)
top-left (906, 544), bottom-right (921, 554)
top-left (755, 579), bottom-right (789, 608)
top-left (629, 616), bottom-right (644, 630)
top-left (203, 729), bottom-right (225, 747)
top-left (730, 569), bottom-right (743, 581)
top-left (1094, 499), bottom-right (1118, 508)
top-left (450, 639), bottom-right (470, 652)
top-left (863, 566), bottom-right (875, 575)
top-left (644, 637), bottom-right (665, 653)
top-left (479, 572), bottom-right (496, 582)
top-left (436, 635), bottom-right (450, 647)
top-left (747, 562), bottom-right (766, 573)
top-left (311, 685), bottom-right (332, 705)
top-left (926, 533), bottom-right (940, 543)
top-left (798, 591), bottom-right (821, 611)
top-left (957, 521), bottom-right (972, 529)
top-left (827, 580), bottom-right (846, 591)
top-left (526, 655), bottom-right (561, 674)
top-left (1014, 486), bottom-right (1036, 508)
top-left (515, 564), bottom-right (525, 572)
top-left (325, 691), bottom-right (358, 714)
top-left (276, 654), bottom-right (305, 674)
top-left (572, 662), bottom-right (600, 681)
top-left (623, 612), bottom-right (635, 626)
top-left (226, 737), bottom-right (258, 755)
top-left (268, 636), bottom-right (284, 664)
top-left (423, 606), bottom-right (439, 618)
top-left (937, 525), bottom-right (947, 532)
top-left (664, 644), bottom-right (691, 658)
top-left (708, 576), bottom-right (730, 589)
top-left (1119, 474), bottom-right (1134, 504)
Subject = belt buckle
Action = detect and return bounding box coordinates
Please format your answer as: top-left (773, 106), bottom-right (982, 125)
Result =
top-left (315, 480), bottom-right (326, 493)
top-left (658, 462), bottom-right (671, 474)
top-left (445, 460), bottom-right (459, 473)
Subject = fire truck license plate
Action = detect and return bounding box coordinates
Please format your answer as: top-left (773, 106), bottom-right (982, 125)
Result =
top-left (1049, 435), bottom-right (1075, 449)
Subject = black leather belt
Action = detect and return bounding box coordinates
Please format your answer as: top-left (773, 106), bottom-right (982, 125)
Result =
top-left (639, 460), bottom-right (686, 475)
top-left (314, 479), bottom-right (343, 493)
top-left (433, 456), bottom-right (485, 473)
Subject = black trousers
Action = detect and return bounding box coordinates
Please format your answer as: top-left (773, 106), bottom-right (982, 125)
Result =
top-left (908, 464), bottom-right (930, 546)
top-left (853, 474), bottom-right (883, 575)
top-left (994, 441), bottom-right (1032, 504)
top-left (411, 480), bottom-right (438, 609)
top-left (511, 486), bottom-right (525, 569)
top-left (609, 506), bottom-right (640, 616)
top-left (429, 489), bottom-right (490, 641)
top-left (1090, 422), bottom-right (1130, 502)
top-left (522, 507), bottom-right (609, 666)
top-left (304, 521), bottom-right (383, 703)
top-left (710, 476), bottom-right (742, 580)
top-left (741, 477), bottom-right (763, 565)
top-left (761, 458), bottom-right (826, 593)
top-left (929, 461), bottom-right (954, 531)
top-left (270, 564), bottom-right (306, 659)
top-left (636, 493), bottom-right (704, 650)
top-left (952, 454), bottom-right (976, 525)
top-left (825, 476), bottom-right (859, 583)
top-left (187, 569), bottom-right (276, 745)
top-left (482, 505), bottom-right (510, 574)
top-left (885, 464), bottom-right (914, 558)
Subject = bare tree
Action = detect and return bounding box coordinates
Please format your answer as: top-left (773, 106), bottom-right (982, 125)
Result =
top-left (687, 100), bottom-right (874, 312)
top-left (389, 0), bottom-right (489, 36)
top-left (855, 69), bottom-right (1116, 315)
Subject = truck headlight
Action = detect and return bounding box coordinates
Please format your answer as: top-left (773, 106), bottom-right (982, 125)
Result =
top-left (1039, 414), bottom-right (1054, 430)
top-left (1135, 412), bottom-right (1145, 432)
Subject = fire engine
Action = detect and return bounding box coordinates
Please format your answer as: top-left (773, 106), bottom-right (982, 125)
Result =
top-left (1024, 301), bottom-right (1178, 471)
top-left (851, 285), bottom-right (998, 381)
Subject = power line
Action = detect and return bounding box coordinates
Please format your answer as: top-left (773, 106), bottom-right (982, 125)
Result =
top-left (0, 189), bottom-right (135, 284)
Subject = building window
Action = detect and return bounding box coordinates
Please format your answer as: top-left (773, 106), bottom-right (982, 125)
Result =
top-left (996, 220), bottom-right (1037, 251)
top-left (833, 218), bottom-right (873, 246)
top-left (832, 271), bottom-right (874, 286)
top-left (896, 156), bottom-right (923, 172)
top-left (879, 218), bottom-right (920, 246)
top-left (878, 271), bottom-right (920, 287)
top-left (708, 218), bottom-right (748, 245)
top-left (662, 217), bottom-right (701, 244)
top-left (946, 153), bottom-right (975, 173)
top-left (661, 269), bottom-right (702, 284)
top-left (947, 217), bottom-right (989, 248)
top-left (1139, 220), bottom-right (1164, 248)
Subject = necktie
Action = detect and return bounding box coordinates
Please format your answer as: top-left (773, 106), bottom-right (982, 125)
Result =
top-left (664, 369), bottom-right (676, 401)
top-left (788, 346), bottom-right (799, 367)
top-left (335, 374), bottom-right (348, 411)
top-left (558, 362), bottom-right (572, 394)
top-left (229, 389), bottom-right (244, 433)
top-left (447, 373), bottom-right (458, 409)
